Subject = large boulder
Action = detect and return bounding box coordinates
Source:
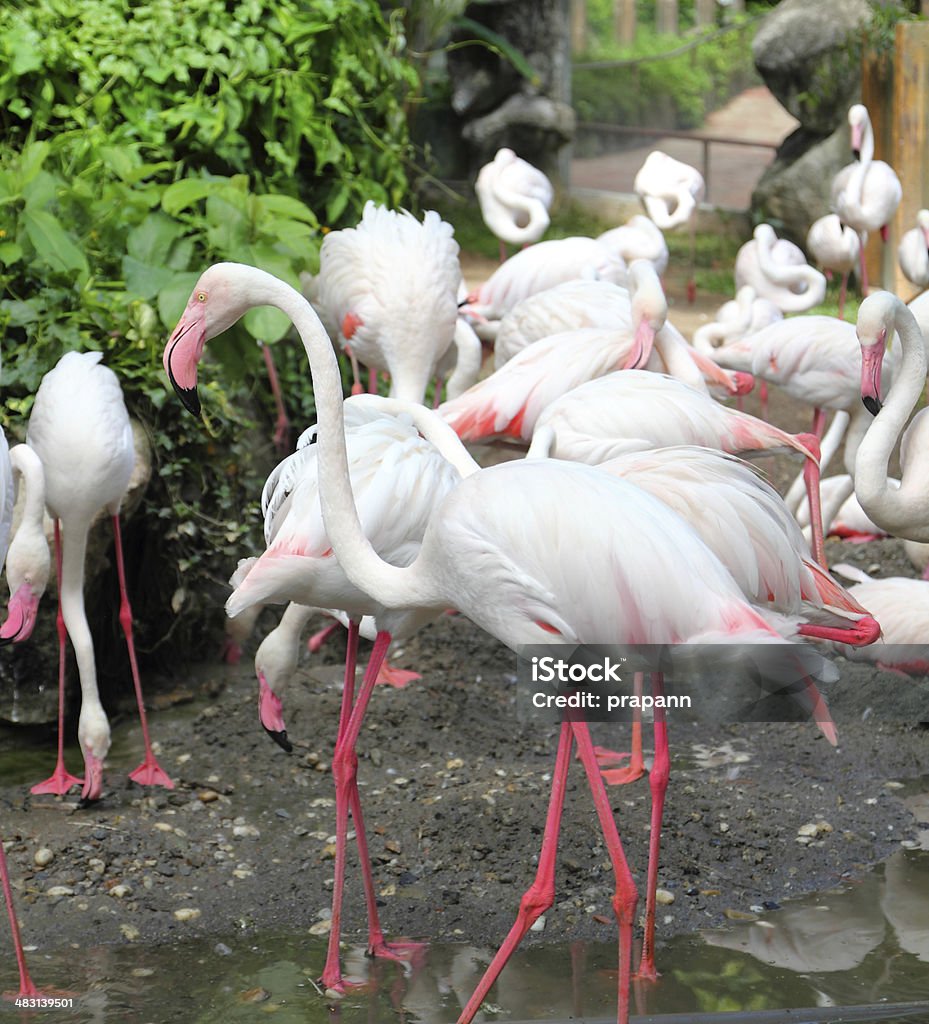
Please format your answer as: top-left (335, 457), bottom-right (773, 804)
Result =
top-left (752, 0), bottom-right (872, 134)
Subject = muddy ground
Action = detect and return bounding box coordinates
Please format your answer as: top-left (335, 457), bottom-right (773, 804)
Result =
top-left (2, 258), bottom-right (929, 983)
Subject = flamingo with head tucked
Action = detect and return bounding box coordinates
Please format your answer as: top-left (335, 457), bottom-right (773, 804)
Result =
top-left (831, 104), bottom-right (902, 295)
top-left (475, 148), bottom-right (554, 263)
top-left (164, 262), bottom-right (842, 1021)
top-left (806, 214), bottom-right (860, 319)
top-left (735, 224), bottom-right (827, 314)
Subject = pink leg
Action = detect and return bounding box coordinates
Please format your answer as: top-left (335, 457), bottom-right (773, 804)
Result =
top-left (432, 379), bottom-right (444, 410)
top-left (759, 381), bottom-right (768, 422)
top-left (498, 239), bottom-right (508, 264)
top-left (457, 722), bottom-right (573, 1023)
top-left (1, 840), bottom-right (39, 999)
top-left (307, 619), bottom-right (342, 654)
top-left (368, 369), bottom-right (378, 395)
top-left (572, 721), bottom-right (636, 1024)
top-left (346, 345), bottom-right (364, 397)
top-left (323, 629), bottom-right (420, 994)
top-left (31, 521), bottom-right (83, 796)
top-left (112, 516), bottom-right (173, 791)
top-left (811, 408), bottom-right (826, 440)
top-left (838, 272), bottom-right (848, 321)
top-left (797, 433), bottom-right (827, 569)
top-left (636, 674), bottom-right (669, 981)
top-left (261, 342), bottom-right (291, 453)
top-left (601, 672), bottom-right (646, 786)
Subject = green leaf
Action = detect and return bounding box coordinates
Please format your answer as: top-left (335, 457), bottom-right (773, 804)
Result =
top-left (255, 194), bottom-right (319, 227)
top-left (162, 178), bottom-right (220, 216)
top-left (21, 208), bottom-right (88, 275)
top-left (243, 304), bottom-right (291, 343)
top-left (0, 241), bottom-right (23, 266)
top-left (127, 213), bottom-right (186, 265)
top-left (122, 254), bottom-right (180, 299)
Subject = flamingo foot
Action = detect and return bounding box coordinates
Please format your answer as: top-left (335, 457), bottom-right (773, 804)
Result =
top-left (350, 382), bottom-right (364, 396)
top-left (374, 662), bottom-right (420, 689)
top-left (368, 937), bottom-right (428, 966)
top-left (31, 761), bottom-right (83, 796)
top-left (592, 744), bottom-right (629, 766)
top-left (633, 962), bottom-right (661, 983)
top-left (128, 757), bottom-right (175, 790)
top-left (601, 761), bottom-right (646, 786)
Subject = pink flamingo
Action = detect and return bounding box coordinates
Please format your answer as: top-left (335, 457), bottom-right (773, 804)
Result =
top-left (831, 104), bottom-right (902, 296)
top-left (735, 224), bottom-right (827, 315)
top-left (597, 215), bottom-right (668, 277)
top-left (806, 214), bottom-right (860, 320)
top-left (164, 261), bottom-right (843, 1022)
top-left (315, 202), bottom-right (466, 402)
top-left (0, 839), bottom-right (41, 1000)
top-left (475, 148), bottom-right (554, 263)
top-left (18, 352), bottom-right (172, 801)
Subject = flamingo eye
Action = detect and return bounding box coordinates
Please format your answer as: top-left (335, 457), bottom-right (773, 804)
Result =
top-left (197, 292), bottom-right (207, 302)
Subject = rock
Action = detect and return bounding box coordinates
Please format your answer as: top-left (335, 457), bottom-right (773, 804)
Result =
top-left (33, 848), bottom-right (54, 868)
top-left (173, 907), bottom-right (201, 922)
top-left (751, 124), bottom-right (851, 245)
top-left (751, 0), bottom-right (872, 133)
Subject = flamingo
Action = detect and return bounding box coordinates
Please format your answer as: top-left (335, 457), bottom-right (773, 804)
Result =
top-left (164, 262), bottom-right (842, 1022)
top-left (20, 351), bottom-right (172, 802)
top-left (315, 202), bottom-right (464, 402)
top-left (597, 215), bottom-right (668, 277)
top-left (493, 279), bottom-right (633, 369)
top-left (633, 150), bottom-right (704, 302)
top-left (525, 370), bottom-right (829, 567)
top-left (829, 563), bottom-right (929, 674)
top-left (806, 214), bottom-right (860, 319)
top-left (474, 148), bottom-right (554, 262)
top-left (443, 262), bottom-right (749, 446)
top-left (734, 224), bottom-right (827, 314)
top-left (795, 474), bottom-right (894, 543)
top-left (0, 446), bottom-right (49, 643)
top-left (460, 235), bottom-right (627, 337)
top-left (0, 837), bottom-right (42, 1000)
top-left (831, 104), bottom-right (902, 296)
top-left (898, 209), bottom-right (929, 290)
top-left (855, 292), bottom-right (929, 541)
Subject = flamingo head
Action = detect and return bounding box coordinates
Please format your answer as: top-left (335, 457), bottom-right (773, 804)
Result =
top-left (625, 260), bottom-right (667, 368)
top-left (258, 669), bottom-right (292, 753)
top-left (848, 104), bottom-right (868, 159)
top-left (164, 263), bottom-right (283, 416)
top-left (0, 514), bottom-right (51, 644)
top-left (856, 293), bottom-right (898, 416)
top-left (78, 706), bottom-right (111, 803)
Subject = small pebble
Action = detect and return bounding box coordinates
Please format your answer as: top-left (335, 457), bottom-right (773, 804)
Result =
top-left (109, 884), bottom-right (133, 899)
top-left (45, 886), bottom-right (75, 898)
top-left (173, 908), bottom-right (201, 922)
top-left (723, 908), bottom-right (758, 922)
top-left (655, 888), bottom-right (675, 905)
top-left (530, 915), bottom-right (546, 932)
top-left (308, 919), bottom-right (331, 936)
top-left (34, 848), bottom-right (54, 868)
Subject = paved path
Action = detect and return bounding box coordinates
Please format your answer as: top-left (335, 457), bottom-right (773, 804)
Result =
top-left (570, 86), bottom-right (799, 210)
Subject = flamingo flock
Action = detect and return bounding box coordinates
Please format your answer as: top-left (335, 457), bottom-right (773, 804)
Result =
top-left (2, 102), bottom-right (928, 1024)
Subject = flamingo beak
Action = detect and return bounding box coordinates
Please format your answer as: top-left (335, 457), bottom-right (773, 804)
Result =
top-left (164, 313), bottom-right (205, 416)
top-left (851, 122), bottom-right (863, 159)
top-left (860, 336), bottom-right (885, 416)
top-left (259, 672), bottom-right (292, 753)
top-left (80, 753), bottom-right (105, 804)
top-left (728, 371), bottom-right (755, 397)
top-left (0, 584), bottom-right (41, 644)
top-left (623, 319), bottom-right (656, 370)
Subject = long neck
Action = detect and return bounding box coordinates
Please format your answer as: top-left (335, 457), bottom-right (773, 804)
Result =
top-left (854, 306), bottom-right (927, 519)
top-left (11, 445), bottom-right (45, 534)
top-left (757, 238), bottom-right (826, 309)
top-left (278, 285), bottom-right (442, 610)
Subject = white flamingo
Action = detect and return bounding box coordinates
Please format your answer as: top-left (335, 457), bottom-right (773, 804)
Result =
top-left (898, 208), bottom-right (929, 290)
top-left (831, 104), bottom-right (902, 295)
top-left (806, 213), bottom-right (861, 319)
top-left (734, 224), bottom-right (827, 314)
top-left (855, 292), bottom-right (929, 541)
top-left (633, 150), bottom-right (704, 301)
top-left (475, 148), bottom-right (554, 262)
top-left (19, 351), bottom-right (172, 802)
top-left (164, 261), bottom-right (841, 1023)
top-left (315, 202), bottom-right (465, 402)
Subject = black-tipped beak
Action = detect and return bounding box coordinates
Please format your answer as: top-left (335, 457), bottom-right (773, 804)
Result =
top-left (852, 148), bottom-right (861, 161)
top-left (862, 394), bottom-right (882, 416)
top-left (264, 725), bottom-right (293, 753)
top-left (174, 384), bottom-right (202, 417)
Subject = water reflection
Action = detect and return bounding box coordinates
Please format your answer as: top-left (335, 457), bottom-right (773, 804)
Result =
top-left (3, 853), bottom-right (929, 1024)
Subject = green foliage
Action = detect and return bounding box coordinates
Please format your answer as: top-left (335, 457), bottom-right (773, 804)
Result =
top-left (0, 0), bottom-right (419, 666)
top-left (572, 18), bottom-right (759, 140)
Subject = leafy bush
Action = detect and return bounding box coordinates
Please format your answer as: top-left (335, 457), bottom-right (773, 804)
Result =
top-left (0, 0), bottom-right (417, 673)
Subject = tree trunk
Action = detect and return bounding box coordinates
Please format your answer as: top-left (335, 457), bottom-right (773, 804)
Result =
top-left (656, 0), bottom-right (679, 35)
top-left (614, 0), bottom-right (636, 45)
top-left (571, 0), bottom-right (587, 52)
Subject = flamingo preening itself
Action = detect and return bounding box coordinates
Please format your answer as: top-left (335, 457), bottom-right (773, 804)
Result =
top-left (164, 261), bottom-right (849, 1024)
top-left (475, 147), bottom-right (554, 262)
top-left (806, 214), bottom-right (860, 319)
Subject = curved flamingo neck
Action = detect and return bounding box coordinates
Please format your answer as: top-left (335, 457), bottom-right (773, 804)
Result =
top-left (854, 299), bottom-right (927, 525)
top-left (11, 445), bottom-right (46, 532)
top-left (259, 275), bottom-right (441, 610)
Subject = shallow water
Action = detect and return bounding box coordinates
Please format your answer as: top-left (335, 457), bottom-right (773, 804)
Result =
top-left (3, 847), bottom-right (929, 1024)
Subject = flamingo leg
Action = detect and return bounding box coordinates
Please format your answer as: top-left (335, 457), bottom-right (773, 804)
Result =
top-left (112, 516), bottom-right (173, 791)
top-left (811, 408), bottom-right (826, 440)
top-left (1, 840), bottom-right (40, 999)
top-left (797, 432), bottom-right (827, 569)
top-left (346, 345), bottom-right (364, 397)
top-left (322, 628), bottom-right (421, 994)
top-left (260, 342), bottom-right (292, 453)
top-left (457, 721), bottom-right (573, 1024)
top-left (498, 239), bottom-right (508, 264)
top-left (572, 719), bottom-right (637, 1024)
top-left (636, 673), bottom-right (669, 981)
top-left (307, 619), bottom-right (342, 654)
top-left (31, 520), bottom-right (83, 796)
top-left (858, 234), bottom-right (869, 297)
top-left (600, 671), bottom-right (646, 786)
top-left (432, 378), bottom-right (444, 410)
top-left (368, 369), bottom-right (379, 395)
top-left (686, 217), bottom-right (697, 304)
